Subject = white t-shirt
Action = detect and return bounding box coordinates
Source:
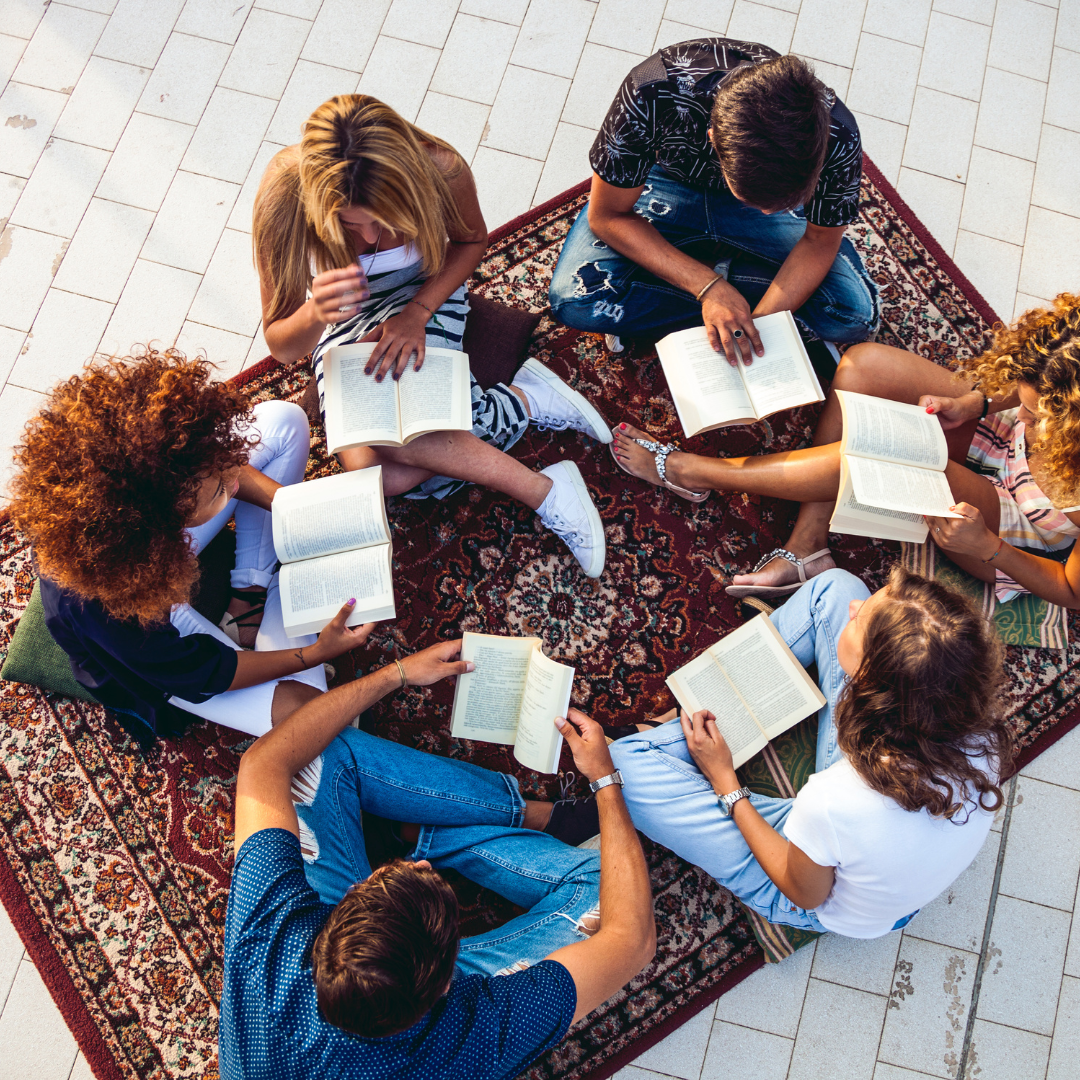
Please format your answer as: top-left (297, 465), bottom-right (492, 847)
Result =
top-left (784, 758), bottom-right (995, 938)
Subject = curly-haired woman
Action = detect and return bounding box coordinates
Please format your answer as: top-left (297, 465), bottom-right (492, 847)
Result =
top-left (253, 94), bottom-right (611, 578)
top-left (10, 350), bottom-right (371, 742)
top-left (610, 566), bottom-right (1012, 938)
top-left (612, 293), bottom-right (1080, 606)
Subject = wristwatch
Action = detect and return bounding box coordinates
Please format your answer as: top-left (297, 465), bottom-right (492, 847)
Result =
top-left (589, 770), bottom-right (624, 793)
top-left (717, 786), bottom-right (752, 816)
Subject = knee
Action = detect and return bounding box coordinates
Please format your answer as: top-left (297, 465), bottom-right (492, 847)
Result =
top-left (253, 399), bottom-right (310, 443)
top-left (807, 567), bottom-right (869, 610)
top-left (833, 341), bottom-right (889, 394)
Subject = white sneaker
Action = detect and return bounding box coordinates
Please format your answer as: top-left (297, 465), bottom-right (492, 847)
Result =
top-left (604, 334), bottom-right (624, 354)
top-left (537, 460), bottom-right (606, 579)
top-left (513, 358), bottom-right (613, 443)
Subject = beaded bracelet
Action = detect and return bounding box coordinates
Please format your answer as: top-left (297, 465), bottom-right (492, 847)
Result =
top-left (409, 298), bottom-right (434, 317)
top-left (983, 537), bottom-right (1006, 564)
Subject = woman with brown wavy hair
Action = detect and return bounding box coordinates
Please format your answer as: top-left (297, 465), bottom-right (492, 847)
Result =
top-left (10, 350), bottom-right (371, 743)
top-left (252, 94), bottom-right (612, 579)
top-left (610, 565), bottom-right (1012, 939)
top-left (612, 293), bottom-right (1080, 606)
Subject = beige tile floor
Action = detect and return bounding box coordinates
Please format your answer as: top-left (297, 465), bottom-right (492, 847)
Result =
top-left (1, 0), bottom-right (1079, 1076)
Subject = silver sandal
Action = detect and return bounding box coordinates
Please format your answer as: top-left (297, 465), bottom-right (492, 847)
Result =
top-left (610, 436), bottom-right (709, 503)
top-left (724, 547), bottom-right (833, 598)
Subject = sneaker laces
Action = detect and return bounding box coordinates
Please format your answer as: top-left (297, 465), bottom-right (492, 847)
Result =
top-left (544, 510), bottom-right (582, 548)
top-left (558, 771), bottom-right (577, 802)
top-left (533, 414), bottom-right (573, 432)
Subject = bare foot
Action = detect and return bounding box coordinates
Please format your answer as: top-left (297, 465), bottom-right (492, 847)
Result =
top-left (638, 707), bottom-right (678, 732)
top-left (612, 422), bottom-right (696, 489)
top-left (730, 546), bottom-right (836, 589)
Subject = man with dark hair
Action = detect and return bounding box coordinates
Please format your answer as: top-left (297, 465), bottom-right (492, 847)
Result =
top-left (219, 622), bottom-right (656, 1080)
top-left (549, 39), bottom-right (878, 365)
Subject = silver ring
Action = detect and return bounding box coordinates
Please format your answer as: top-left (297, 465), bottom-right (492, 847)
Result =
top-left (337, 305), bottom-right (352, 313)
top-left (935, 527), bottom-right (941, 533)
top-left (732, 329), bottom-right (744, 339)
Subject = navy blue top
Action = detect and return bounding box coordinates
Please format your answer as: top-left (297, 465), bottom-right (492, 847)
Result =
top-left (219, 829), bottom-right (577, 1080)
top-left (39, 574), bottom-right (237, 737)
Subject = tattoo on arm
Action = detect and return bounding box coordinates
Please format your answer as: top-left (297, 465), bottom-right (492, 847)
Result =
top-left (294, 647), bottom-right (305, 668)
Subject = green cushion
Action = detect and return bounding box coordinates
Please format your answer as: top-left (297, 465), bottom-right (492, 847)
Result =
top-left (1, 581), bottom-right (99, 702)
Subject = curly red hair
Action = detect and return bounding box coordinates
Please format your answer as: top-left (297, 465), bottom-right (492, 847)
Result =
top-left (10, 349), bottom-right (255, 625)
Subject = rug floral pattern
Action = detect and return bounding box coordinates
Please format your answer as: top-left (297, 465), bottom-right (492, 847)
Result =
top-left (2, 174), bottom-right (1078, 1080)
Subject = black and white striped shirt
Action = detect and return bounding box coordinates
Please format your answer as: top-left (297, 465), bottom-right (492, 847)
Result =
top-left (589, 38), bottom-right (863, 229)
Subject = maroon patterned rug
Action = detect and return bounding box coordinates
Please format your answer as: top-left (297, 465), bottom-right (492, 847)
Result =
top-left (2, 165), bottom-right (1078, 1080)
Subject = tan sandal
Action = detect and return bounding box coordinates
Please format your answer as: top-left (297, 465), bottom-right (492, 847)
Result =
top-left (609, 435), bottom-right (709, 503)
top-left (724, 547), bottom-right (832, 598)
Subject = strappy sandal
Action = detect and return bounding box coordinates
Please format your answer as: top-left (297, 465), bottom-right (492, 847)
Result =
top-left (724, 547), bottom-right (833, 599)
top-left (218, 586), bottom-right (268, 647)
top-left (609, 436), bottom-right (710, 503)
top-left (605, 709), bottom-right (678, 741)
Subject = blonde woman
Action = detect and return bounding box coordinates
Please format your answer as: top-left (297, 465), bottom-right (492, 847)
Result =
top-left (612, 293), bottom-right (1080, 607)
top-left (253, 95), bottom-right (611, 578)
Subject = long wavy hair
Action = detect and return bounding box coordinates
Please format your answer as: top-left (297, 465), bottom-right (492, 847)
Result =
top-left (9, 349), bottom-right (254, 626)
top-left (253, 94), bottom-right (467, 327)
top-left (956, 292), bottom-right (1080, 502)
top-left (836, 566), bottom-right (1013, 819)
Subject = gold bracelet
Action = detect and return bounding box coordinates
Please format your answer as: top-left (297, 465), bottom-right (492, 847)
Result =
top-left (694, 274), bottom-right (723, 303)
top-left (395, 659), bottom-right (407, 688)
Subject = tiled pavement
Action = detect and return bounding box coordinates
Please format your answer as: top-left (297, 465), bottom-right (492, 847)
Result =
top-left (1, 0), bottom-right (1080, 1077)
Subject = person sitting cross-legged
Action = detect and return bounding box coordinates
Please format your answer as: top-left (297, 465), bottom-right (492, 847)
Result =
top-left (610, 567), bottom-right (1013, 940)
top-left (220, 639), bottom-right (657, 1080)
top-left (548, 39), bottom-right (878, 364)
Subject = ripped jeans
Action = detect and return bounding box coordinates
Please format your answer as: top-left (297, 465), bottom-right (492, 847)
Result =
top-left (549, 165), bottom-right (879, 344)
top-left (609, 569), bottom-right (871, 932)
top-left (293, 727), bottom-right (601, 978)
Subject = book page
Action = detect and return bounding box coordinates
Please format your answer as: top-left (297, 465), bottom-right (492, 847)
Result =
top-left (847, 456), bottom-right (963, 518)
top-left (279, 543), bottom-right (394, 637)
top-left (399, 349), bottom-right (471, 442)
top-left (838, 390), bottom-right (949, 470)
top-left (513, 648), bottom-right (573, 774)
top-left (449, 634), bottom-right (540, 745)
top-left (831, 466), bottom-right (929, 543)
top-left (710, 615), bottom-right (825, 741)
top-left (740, 311), bottom-right (824, 418)
top-left (656, 327), bottom-right (755, 437)
top-left (324, 345), bottom-right (401, 452)
top-left (272, 468), bottom-right (390, 564)
top-left (667, 651), bottom-right (767, 766)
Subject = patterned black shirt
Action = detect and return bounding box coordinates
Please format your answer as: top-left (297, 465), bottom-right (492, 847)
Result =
top-left (589, 38), bottom-right (863, 229)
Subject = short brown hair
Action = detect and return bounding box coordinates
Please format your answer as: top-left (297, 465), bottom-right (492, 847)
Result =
top-left (837, 566), bottom-right (1014, 818)
top-left (10, 349), bottom-right (254, 626)
top-left (311, 859), bottom-right (460, 1038)
top-left (709, 55), bottom-right (831, 212)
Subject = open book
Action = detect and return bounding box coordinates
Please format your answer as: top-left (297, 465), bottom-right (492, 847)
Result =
top-left (320, 343), bottom-right (473, 455)
top-left (829, 390), bottom-right (963, 544)
top-left (666, 614), bottom-right (826, 770)
top-left (656, 310), bottom-right (824, 438)
top-left (449, 633), bottom-right (573, 774)
top-left (271, 468), bottom-right (396, 637)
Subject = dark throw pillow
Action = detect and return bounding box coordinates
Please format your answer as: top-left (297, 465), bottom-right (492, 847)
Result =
top-left (462, 293), bottom-right (543, 390)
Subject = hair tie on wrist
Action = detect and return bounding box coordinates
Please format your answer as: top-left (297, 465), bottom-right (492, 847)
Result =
top-left (980, 393), bottom-right (991, 420)
top-left (395, 659), bottom-right (407, 688)
top-left (983, 537), bottom-right (1006, 564)
top-left (695, 274), bottom-right (723, 303)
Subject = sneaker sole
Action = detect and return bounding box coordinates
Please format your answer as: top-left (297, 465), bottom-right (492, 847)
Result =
top-left (547, 459), bottom-right (606, 579)
top-left (521, 358), bottom-right (613, 443)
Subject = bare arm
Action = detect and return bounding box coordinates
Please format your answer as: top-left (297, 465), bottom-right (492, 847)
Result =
top-left (680, 710), bottom-right (835, 909)
top-left (586, 173), bottom-right (763, 365)
top-left (234, 639), bottom-right (474, 853)
top-left (542, 710), bottom-right (656, 1025)
top-left (234, 464), bottom-right (281, 512)
top-left (752, 223), bottom-right (844, 319)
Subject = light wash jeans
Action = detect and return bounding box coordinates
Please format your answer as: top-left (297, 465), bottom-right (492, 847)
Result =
top-left (293, 727), bottom-right (602, 978)
top-left (168, 400), bottom-right (326, 737)
top-left (609, 569), bottom-right (871, 932)
top-left (549, 166), bottom-right (879, 344)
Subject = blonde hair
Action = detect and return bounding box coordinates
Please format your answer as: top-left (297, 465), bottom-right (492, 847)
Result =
top-left (957, 293), bottom-right (1080, 501)
top-left (253, 94), bottom-right (468, 327)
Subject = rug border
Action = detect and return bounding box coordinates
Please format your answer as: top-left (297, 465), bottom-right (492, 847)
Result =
top-left (0, 161), bottom-right (1044, 1080)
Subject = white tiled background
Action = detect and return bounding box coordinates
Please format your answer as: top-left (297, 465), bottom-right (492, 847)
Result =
top-left (1, 0), bottom-right (1079, 1077)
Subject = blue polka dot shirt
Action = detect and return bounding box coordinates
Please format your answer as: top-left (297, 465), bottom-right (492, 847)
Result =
top-left (219, 829), bottom-right (577, 1080)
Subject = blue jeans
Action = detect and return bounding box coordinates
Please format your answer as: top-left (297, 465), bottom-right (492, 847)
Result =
top-left (293, 728), bottom-right (601, 978)
top-left (609, 569), bottom-right (871, 932)
top-left (549, 166), bottom-right (879, 344)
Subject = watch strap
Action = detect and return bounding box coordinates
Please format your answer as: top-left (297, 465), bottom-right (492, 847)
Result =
top-left (718, 786), bottom-right (752, 814)
top-left (589, 769), bottom-right (624, 793)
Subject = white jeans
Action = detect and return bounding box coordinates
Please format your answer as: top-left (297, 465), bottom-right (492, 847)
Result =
top-left (167, 400), bottom-right (326, 738)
